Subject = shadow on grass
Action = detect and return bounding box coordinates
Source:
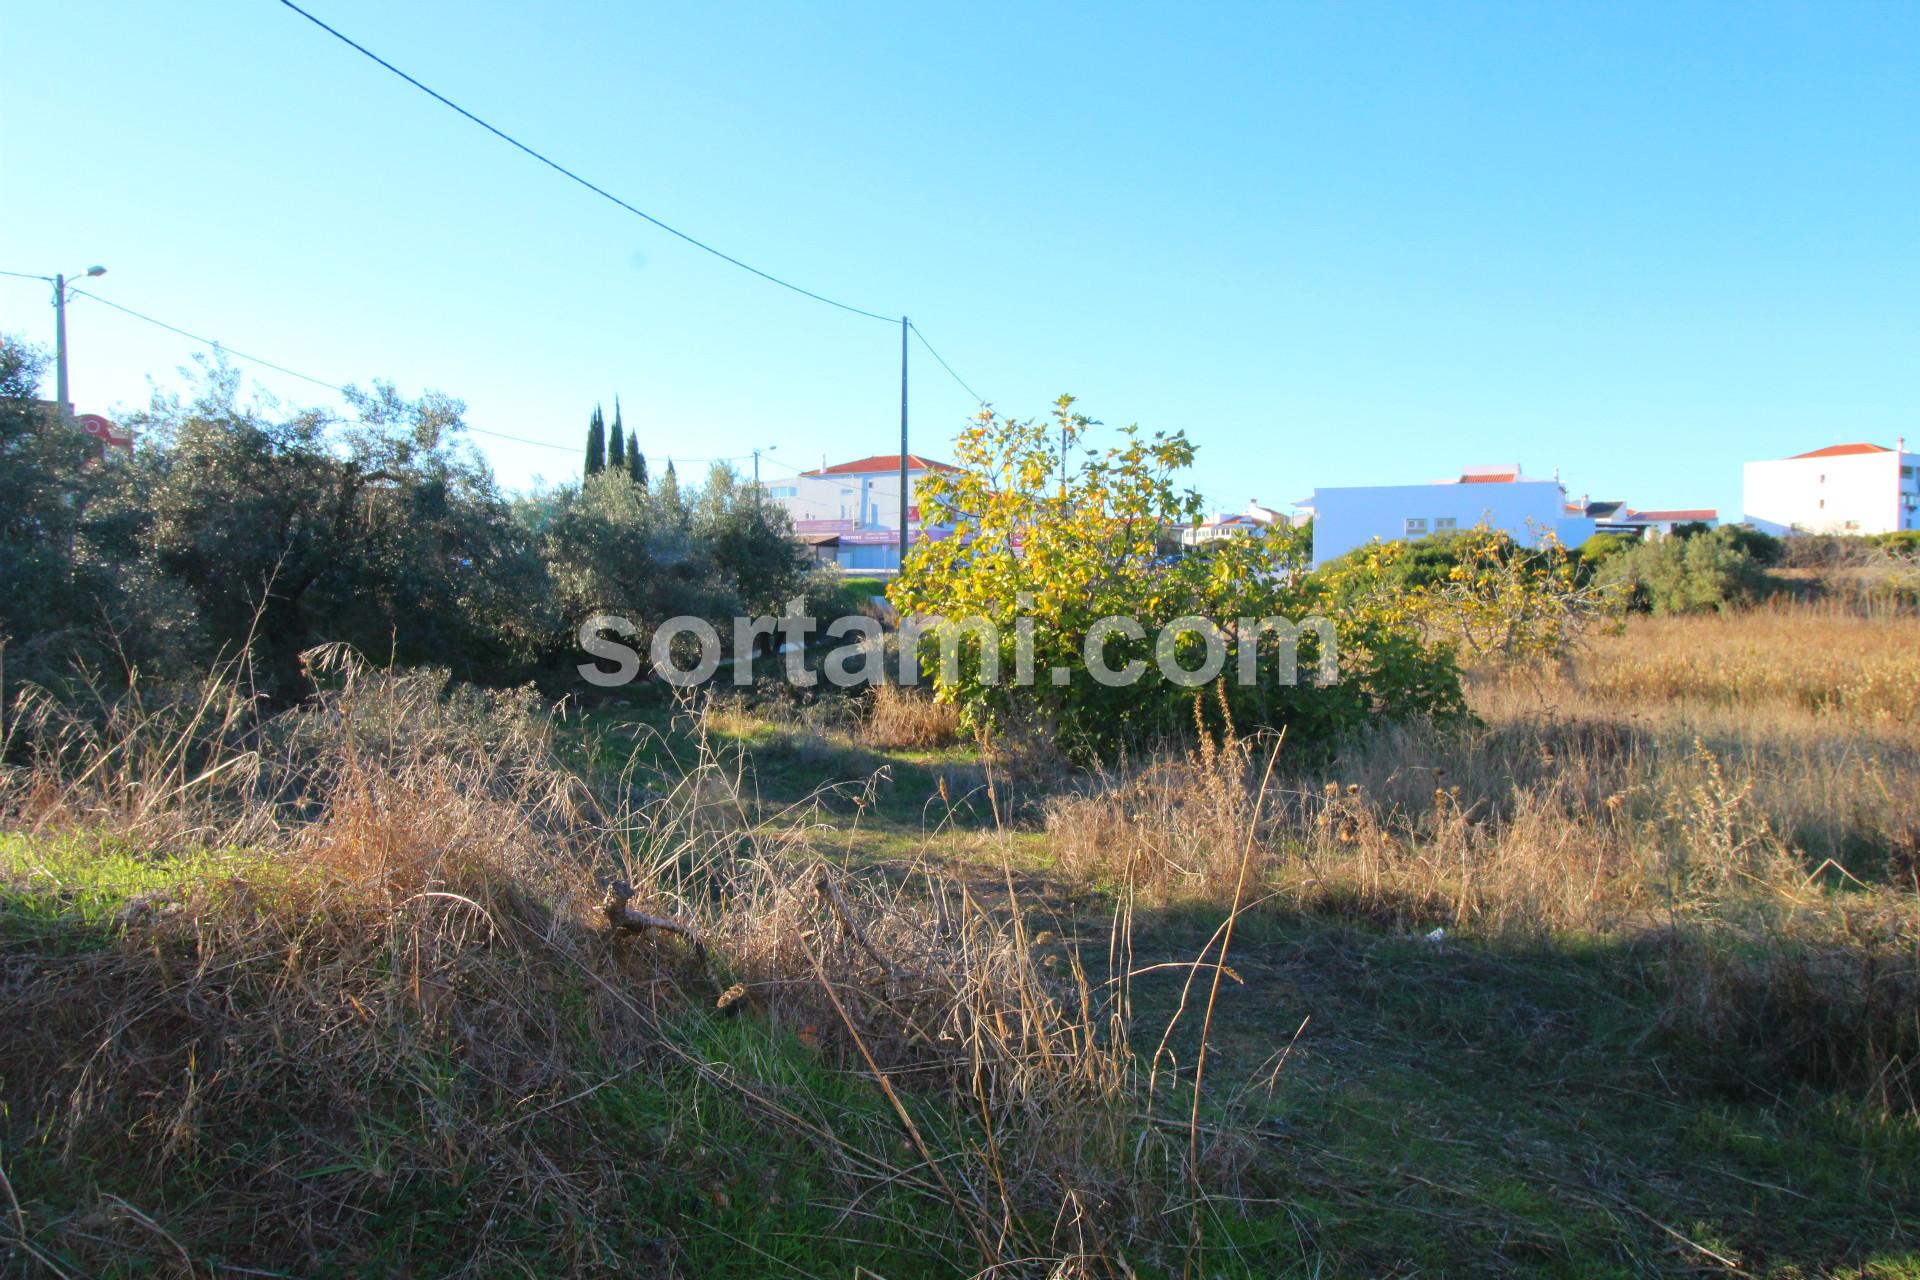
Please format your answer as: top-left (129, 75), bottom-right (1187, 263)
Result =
top-left (1103, 899), bottom-right (1920, 1278)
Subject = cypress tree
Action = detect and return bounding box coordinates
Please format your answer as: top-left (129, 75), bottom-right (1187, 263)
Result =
top-left (584, 405), bottom-right (606, 477)
top-left (610, 397), bottom-right (628, 478)
top-left (628, 441), bottom-right (646, 487)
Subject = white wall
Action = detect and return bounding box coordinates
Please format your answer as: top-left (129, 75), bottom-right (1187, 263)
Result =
top-left (1306, 479), bottom-right (1590, 569)
top-left (1743, 451), bottom-right (1918, 536)
top-left (765, 468), bottom-right (939, 529)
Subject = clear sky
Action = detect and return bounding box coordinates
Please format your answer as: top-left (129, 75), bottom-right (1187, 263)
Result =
top-left (4, 1), bottom-right (1915, 518)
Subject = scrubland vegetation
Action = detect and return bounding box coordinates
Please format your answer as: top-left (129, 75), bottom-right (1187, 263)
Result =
top-left (7, 591), bottom-right (1920, 1275)
top-left (7, 364), bottom-right (1920, 1275)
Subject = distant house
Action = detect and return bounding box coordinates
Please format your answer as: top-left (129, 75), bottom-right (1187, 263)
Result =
top-left (764, 453), bottom-right (957, 527)
top-left (1298, 464), bottom-right (1599, 569)
top-left (765, 453), bottom-right (959, 571)
top-left (1743, 440), bottom-right (1919, 536)
top-left (1181, 499), bottom-right (1290, 547)
top-left (1617, 508), bottom-right (1719, 538)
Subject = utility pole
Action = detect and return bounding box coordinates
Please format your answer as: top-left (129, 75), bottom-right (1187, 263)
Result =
top-left (53, 274), bottom-right (70, 416)
top-left (898, 316), bottom-right (910, 570)
top-left (46, 265), bottom-right (105, 417)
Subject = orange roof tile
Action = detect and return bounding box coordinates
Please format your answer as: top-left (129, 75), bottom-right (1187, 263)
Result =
top-left (1789, 443), bottom-right (1889, 460)
top-left (804, 453), bottom-right (958, 476)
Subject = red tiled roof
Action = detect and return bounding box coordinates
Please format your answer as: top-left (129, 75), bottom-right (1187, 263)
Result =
top-left (804, 453), bottom-right (958, 476)
top-left (1789, 443), bottom-right (1889, 460)
top-left (1460, 472), bottom-right (1517, 484)
top-left (1624, 508), bottom-right (1718, 522)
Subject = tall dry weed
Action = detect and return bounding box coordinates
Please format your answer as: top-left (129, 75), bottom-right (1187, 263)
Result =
top-left (0, 650), bottom-right (1199, 1275)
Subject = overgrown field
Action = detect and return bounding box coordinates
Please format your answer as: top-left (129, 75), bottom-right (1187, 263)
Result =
top-left (4, 600), bottom-right (1920, 1276)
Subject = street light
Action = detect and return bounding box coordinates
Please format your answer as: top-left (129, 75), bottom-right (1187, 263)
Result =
top-left (752, 444), bottom-right (776, 485)
top-left (51, 264), bottom-right (107, 415)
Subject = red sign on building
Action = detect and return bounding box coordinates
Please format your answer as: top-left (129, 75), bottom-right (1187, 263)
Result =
top-left (76, 414), bottom-right (134, 451)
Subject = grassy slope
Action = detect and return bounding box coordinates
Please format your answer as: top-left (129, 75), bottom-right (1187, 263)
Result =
top-left (7, 609), bottom-right (1920, 1277)
top-left (0, 834), bottom-right (1016, 1278)
top-left (560, 697), bottom-right (1920, 1277)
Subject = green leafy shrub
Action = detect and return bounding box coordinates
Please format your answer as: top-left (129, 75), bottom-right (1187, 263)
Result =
top-left (1576, 531), bottom-right (1639, 571)
top-left (1866, 530), bottom-right (1920, 557)
top-left (1718, 524), bottom-right (1786, 566)
top-left (890, 397), bottom-right (1466, 760)
top-left (1330, 527), bottom-right (1616, 665)
top-left (1596, 527), bottom-right (1769, 614)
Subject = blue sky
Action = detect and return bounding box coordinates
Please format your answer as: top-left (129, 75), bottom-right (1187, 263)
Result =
top-left (4, 1), bottom-right (1914, 517)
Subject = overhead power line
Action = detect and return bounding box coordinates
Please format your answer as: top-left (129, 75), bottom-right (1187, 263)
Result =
top-left (909, 322), bottom-right (985, 406)
top-left (53, 285), bottom-right (582, 455)
top-left (275, 0), bottom-right (897, 325)
top-left (73, 289), bottom-right (347, 392)
top-left (8, 272), bottom-right (956, 465)
top-left (275, 2), bottom-right (993, 410)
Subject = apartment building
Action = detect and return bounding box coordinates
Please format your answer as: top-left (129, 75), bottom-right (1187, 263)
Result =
top-left (1742, 441), bottom-right (1919, 536)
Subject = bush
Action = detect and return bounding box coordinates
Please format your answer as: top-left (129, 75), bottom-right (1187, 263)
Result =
top-left (891, 397), bottom-right (1466, 760)
top-left (1596, 527), bottom-right (1769, 614)
top-left (1719, 523), bottom-right (1786, 566)
top-left (1576, 531), bottom-right (1639, 571)
top-left (1867, 530), bottom-right (1920, 558)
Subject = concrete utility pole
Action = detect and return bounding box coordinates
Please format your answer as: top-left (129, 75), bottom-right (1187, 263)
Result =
top-left (48, 264), bottom-right (106, 416)
top-left (899, 316), bottom-right (910, 569)
top-left (54, 274), bottom-right (70, 415)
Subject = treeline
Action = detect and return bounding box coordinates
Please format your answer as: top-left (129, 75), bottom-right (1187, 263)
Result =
top-left (0, 335), bottom-right (824, 700)
top-left (1342, 519), bottom-right (1919, 619)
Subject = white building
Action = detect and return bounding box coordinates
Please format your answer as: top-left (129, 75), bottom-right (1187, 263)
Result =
top-left (1616, 508), bottom-right (1719, 538)
top-left (764, 453), bottom-right (958, 571)
top-left (1180, 499), bottom-right (1290, 547)
top-left (1299, 464), bottom-right (1599, 569)
top-left (1742, 441), bottom-right (1918, 536)
top-left (764, 453), bottom-right (955, 528)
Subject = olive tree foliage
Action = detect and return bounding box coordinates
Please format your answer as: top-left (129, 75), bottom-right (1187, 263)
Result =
top-left (890, 397), bottom-right (1467, 759)
top-left (4, 345), bottom-right (825, 702)
top-left (101, 361), bottom-right (553, 696)
top-left (520, 460), bottom-right (821, 664)
top-left (0, 334), bottom-right (125, 687)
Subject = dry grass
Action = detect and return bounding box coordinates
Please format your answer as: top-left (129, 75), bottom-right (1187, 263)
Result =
top-left (1046, 599), bottom-right (1920, 1108)
top-left (0, 651), bottom-right (1175, 1276)
top-left (858, 681), bottom-right (962, 751)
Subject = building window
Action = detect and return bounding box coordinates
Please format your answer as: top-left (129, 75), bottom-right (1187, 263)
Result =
top-left (1434, 517), bottom-right (1457, 531)
top-left (768, 485), bottom-right (797, 499)
top-left (1404, 517), bottom-right (1429, 538)
top-left (1818, 499), bottom-right (1825, 509)
top-left (1903, 465), bottom-right (1915, 480)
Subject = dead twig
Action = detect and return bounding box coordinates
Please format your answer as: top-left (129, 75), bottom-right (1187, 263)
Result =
top-left (814, 866), bottom-right (899, 980)
top-left (600, 880), bottom-right (706, 962)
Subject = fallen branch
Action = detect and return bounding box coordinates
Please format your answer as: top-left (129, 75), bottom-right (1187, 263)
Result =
top-left (813, 866), bottom-right (897, 979)
top-left (600, 880), bottom-right (706, 961)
